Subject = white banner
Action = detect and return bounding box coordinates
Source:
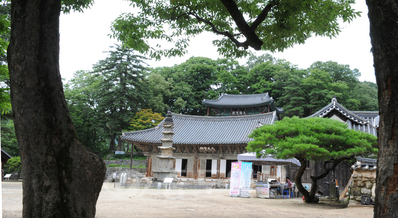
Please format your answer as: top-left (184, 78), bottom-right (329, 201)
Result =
top-left (175, 159), bottom-right (182, 174)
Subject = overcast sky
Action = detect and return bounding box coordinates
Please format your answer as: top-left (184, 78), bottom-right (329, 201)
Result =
top-left (59, 0), bottom-right (376, 83)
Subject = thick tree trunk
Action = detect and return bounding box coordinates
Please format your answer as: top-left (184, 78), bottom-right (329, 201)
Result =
top-left (8, 1), bottom-right (106, 217)
top-left (366, 1), bottom-right (398, 217)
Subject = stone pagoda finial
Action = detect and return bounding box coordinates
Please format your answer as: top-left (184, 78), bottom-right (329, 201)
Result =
top-left (164, 108), bottom-right (173, 124)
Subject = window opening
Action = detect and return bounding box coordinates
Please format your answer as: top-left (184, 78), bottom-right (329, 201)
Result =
top-left (206, 159), bottom-right (212, 177)
top-left (181, 159), bottom-right (188, 177)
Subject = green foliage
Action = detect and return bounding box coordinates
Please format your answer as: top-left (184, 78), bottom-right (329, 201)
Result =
top-left (147, 73), bottom-right (172, 113)
top-left (153, 57), bottom-right (219, 115)
top-left (248, 116), bottom-right (377, 203)
top-left (0, 2), bottom-right (11, 114)
top-left (61, 0), bottom-right (93, 14)
top-left (5, 156), bottom-right (21, 172)
top-left (1, 117), bottom-right (18, 156)
top-left (145, 56), bottom-right (378, 117)
top-left (64, 70), bottom-right (108, 153)
top-left (92, 45), bottom-right (150, 150)
top-left (111, 0), bottom-right (360, 59)
top-left (129, 109), bottom-right (164, 131)
top-left (247, 117), bottom-right (378, 161)
top-left (309, 61), bottom-right (361, 88)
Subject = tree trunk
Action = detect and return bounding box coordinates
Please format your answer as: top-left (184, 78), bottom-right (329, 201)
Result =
top-left (366, 1), bottom-right (398, 217)
top-left (109, 133), bottom-right (116, 151)
top-left (8, 1), bottom-right (106, 217)
top-left (117, 129), bottom-right (124, 151)
top-left (294, 158), bottom-right (313, 202)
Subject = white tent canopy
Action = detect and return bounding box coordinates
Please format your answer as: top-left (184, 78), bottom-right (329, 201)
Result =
top-left (237, 152), bottom-right (301, 167)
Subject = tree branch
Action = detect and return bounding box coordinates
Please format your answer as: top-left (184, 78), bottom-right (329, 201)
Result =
top-left (250, 1), bottom-right (276, 30)
top-left (219, 0), bottom-right (263, 50)
top-left (186, 12), bottom-right (248, 49)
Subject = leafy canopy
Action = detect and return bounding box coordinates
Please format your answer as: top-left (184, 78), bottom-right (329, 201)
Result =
top-left (129, 109), bottom-right (164, 131)
top-left (111, 0), bottom-right (360, 58)
top-left (5, 156), bottom-right (21, 172)
top-left (247, 116), bottom-right (378, 161)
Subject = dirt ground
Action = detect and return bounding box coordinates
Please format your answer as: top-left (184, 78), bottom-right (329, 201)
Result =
top-left (2, 181), bottom-right (374, 218)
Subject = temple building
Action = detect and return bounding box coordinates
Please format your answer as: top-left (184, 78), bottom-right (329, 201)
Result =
top-left (307, 97), bottom-right (378, 136)
top-left (203, 93), bottom-right (283, 117)
top-left (121, 93), bottom-right (281, 180)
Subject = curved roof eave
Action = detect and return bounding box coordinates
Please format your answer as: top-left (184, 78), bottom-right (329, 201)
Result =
top-left (306, 98), bottom-right (367, 125)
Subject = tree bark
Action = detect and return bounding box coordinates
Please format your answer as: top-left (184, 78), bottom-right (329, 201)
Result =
top-left (366, 1), bottom-right (398, 217)
top-left (109, 133), bottom-right (116, 151)
top-left (8, 1), bottom-right (106, 217)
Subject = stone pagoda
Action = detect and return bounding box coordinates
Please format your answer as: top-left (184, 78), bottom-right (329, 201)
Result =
top-left (152, 109), bottom-right (178, 182)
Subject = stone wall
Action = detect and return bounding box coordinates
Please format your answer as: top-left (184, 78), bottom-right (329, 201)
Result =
top-left (104, 159), bottom-right (147, 182)
top-left (104, 159), bottom-right (147, 166)
top-left (347, 168), bottom-right (376, 205)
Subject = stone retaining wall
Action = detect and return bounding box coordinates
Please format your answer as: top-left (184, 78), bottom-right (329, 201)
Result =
top-left (104, 159), bottom-right (147, 166)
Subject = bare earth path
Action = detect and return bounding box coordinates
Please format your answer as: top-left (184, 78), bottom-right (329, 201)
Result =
top-left (3, 182), bottom-right (373, 218)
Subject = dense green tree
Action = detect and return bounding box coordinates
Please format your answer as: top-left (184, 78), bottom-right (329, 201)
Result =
top-left (111, 0), bottom-right (359, 58)
top-left (245, 53), bottom-right (276, 71)
top-left (214, 58), bottom-right (248, 94)
top-left (349, 81), bottom-right (378, 111)
top-left (129, 109), bottom-right (164, 131)
top-left (1, 115), bottom-right (18, 156)
top-left (309, 61), bottom-right (361, 88)
top-left (147, 72), bottom-right (172, 114)
top-left (278, 73), bottom-right (308, 117)
top-left (248, 117), bottom-right (378, 203)
top-left (155, 57), bottom-right (218, 115)
top-left (4, 156), bottom-right (21, 176)
top-left (64, 70), bottom-right (108, 154)
top-left (0, 2), bottom-right (10, 114)
top-left (91, 45), bottom-right (150, 151)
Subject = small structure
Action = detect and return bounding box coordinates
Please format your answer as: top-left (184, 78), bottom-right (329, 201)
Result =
top-left (307, 96), bottom-right (378, 136)
top-left (343, 157), bottom-right (377, 205)
top-left (152, 109), bottom-right (178, 182)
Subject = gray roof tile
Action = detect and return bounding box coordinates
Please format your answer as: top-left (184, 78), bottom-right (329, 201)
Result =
top-left (203, 93), bottom-right (273, 107)
top-left (121, 112), bottom-right (277, 145)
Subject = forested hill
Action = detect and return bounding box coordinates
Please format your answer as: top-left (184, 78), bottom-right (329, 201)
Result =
top-left (148, 55), bottom-right (378, 117)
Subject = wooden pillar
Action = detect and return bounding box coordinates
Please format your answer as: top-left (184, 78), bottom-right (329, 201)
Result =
top-left (193, 156), bottom-right (198, 180)
top-left (217, 159), bottom-right (221, 179)
top-left (146, 156), bottom-right (152, 177)
top-left (207, 107), bottom-right (209, 116)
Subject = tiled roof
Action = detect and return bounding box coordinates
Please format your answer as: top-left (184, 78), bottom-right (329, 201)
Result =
top-left (1, 148), bottom-right (12, 159)
top-left (203, 93), bottom-right (273, 107)
top-left (352, 111), bottom-right (379, 118)
top-left (307, 97), bottom-right (367, 125)
top-left (353, 111), bottom-right (379, 127)
top-left (121, 112), bottom-right (277, 145)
